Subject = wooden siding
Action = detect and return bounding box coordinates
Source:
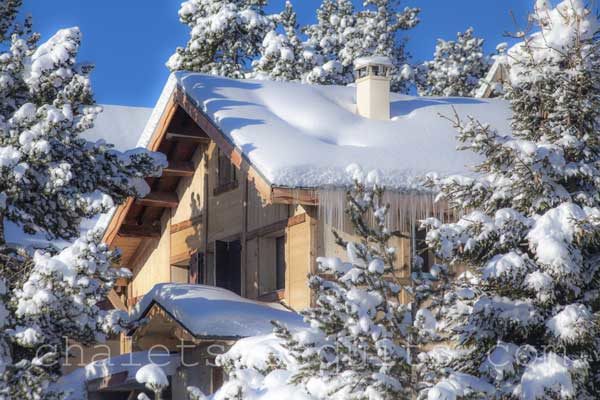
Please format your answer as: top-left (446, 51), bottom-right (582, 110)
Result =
top-left (172, 146), bottom-right (206, 225)
top-left (285, 215), bottom-right (314, 310)
top-left (129, 212), bottom-right (171, 300)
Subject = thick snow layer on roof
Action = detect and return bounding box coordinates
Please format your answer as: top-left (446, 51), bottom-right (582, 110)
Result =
top-left (82, 104), bottom-right (152, 151)
top-left (174, 72), bottom-right (511, 190)
top-left (131, 283), bottom-right (305, 338)
top-left (55, 350), bottom-right (180, 400)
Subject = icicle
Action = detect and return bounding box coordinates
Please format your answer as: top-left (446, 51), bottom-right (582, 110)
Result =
top-left (317, 188), bottom-right (450, 234)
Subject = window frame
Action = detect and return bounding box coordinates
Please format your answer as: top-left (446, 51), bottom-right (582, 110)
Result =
top-left (214, 148), bottom-right (238, 195)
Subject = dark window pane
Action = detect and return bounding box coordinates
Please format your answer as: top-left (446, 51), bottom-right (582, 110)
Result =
top-left (275, 236), bottom-right (286, 290)
top-left (216, 240), bottom-right (241, 295)
top-left (217, 148), bottom-right (236, 187)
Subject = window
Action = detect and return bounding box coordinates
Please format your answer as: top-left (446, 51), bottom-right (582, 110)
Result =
top-left (216, 148), bottom-right (237, 193)
top-left (216, 240), bottom-right (242, 295)
top-left (275, 236), bottom-right (286, 290)
top-left (357, 67), bottom-right (368, 78)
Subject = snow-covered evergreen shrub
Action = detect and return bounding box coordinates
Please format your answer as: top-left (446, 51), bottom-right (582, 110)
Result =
top-left (168, 0), bottom-right (273, 78)
top-left (419, 1), bottom-right (600, 399)
top-left (0, 3), bottom-right (165, 398)
top-left (417, 27), bottom-right (490, 97)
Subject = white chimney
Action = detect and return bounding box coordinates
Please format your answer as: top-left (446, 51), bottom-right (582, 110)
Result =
top-left (354, 56), bottom-right (392, 121)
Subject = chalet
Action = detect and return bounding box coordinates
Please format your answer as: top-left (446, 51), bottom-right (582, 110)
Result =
top-left (64, 57), bottom-right (511, 399)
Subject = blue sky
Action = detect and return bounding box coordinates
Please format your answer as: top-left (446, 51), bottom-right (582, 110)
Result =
top-left (25, 0), bottom-right (532, 107)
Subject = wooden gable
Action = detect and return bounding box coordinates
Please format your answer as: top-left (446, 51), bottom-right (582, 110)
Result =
top-left (103, 86), bottom-right (317, 269)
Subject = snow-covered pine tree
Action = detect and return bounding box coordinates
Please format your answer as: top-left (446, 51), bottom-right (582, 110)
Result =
top-left (417, 27), bottom-right (490, 97)
top-left (352, 0), bottom-right (420, 93)
top-left (303, 0), bottom-right (419, 92)
top-left (0, 2), bottom-right (165, 398)
top-left (302, 0), bottom-right (356, 86)
top-left (273, 165), bottom-right (412, 399)
top-left (252, 1), bottom-right (305, 81)
top-left (167, 0), bottom-right (273, 78)
top-left (419, 1), bottom-right (600, 398)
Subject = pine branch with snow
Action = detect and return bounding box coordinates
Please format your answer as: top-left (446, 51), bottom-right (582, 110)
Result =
top-left (354, 0), bottom-right (420, 93)
top-left (302, 0), bottom-right (419, 93)
top-left (417, 27), bottom-right (490, 97)
top-left (168, 0), bottom-right (273, 78)
top-left (251, 1), bottom-right (306, 82)
top-left (419, 1), bottom-right (600, 399)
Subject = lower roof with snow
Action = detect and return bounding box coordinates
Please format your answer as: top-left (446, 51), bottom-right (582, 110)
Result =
top-left (130, 283), bottom-right (305, 339)
top-left (171, 72), bottom-right (511, 190)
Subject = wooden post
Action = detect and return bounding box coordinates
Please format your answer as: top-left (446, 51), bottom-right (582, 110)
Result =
top-left (240, 168), bottom-right (249, 297)
top-left (202, 146), bottom-right (210, 285)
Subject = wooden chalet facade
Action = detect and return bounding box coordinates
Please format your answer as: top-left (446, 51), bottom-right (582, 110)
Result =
top-left (104, 80), bottom-right (419, 345)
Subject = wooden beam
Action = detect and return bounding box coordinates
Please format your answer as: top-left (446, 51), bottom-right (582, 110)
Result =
top-left (170, 214), bottom-right (203, 233)
top-left (135, 192), bottom-right (179, 208)
top-left (107, 289), bottom-right (127, 312)
top-left (162, 161), bottom-right (195, 177)
top-left (165, 131), bottom-right (211, 144)
top-left (115, 277), bottom-right (130, 287)
top-left (118, 223), bottom-right (161, 238)
top-left (272, 187), bottom-right (319, 205)
top-left (102, 198), bottom-right (134, 247)
top-left (170, 251), bottom-right (192, 265)
top-left (245, 214), bottom-right (306, 241)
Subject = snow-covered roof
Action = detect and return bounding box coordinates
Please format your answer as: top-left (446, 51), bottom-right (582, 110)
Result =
top-left (130, 283), bottom-right (305, 339)
top-left (173, 72), bottom-right (511, 190)
top-left (354, 55), bottom-right (394, 68)
top-left (55, 350), bottom-right (180, 399)
top-left (82, 104), bottom-right (152, 151)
